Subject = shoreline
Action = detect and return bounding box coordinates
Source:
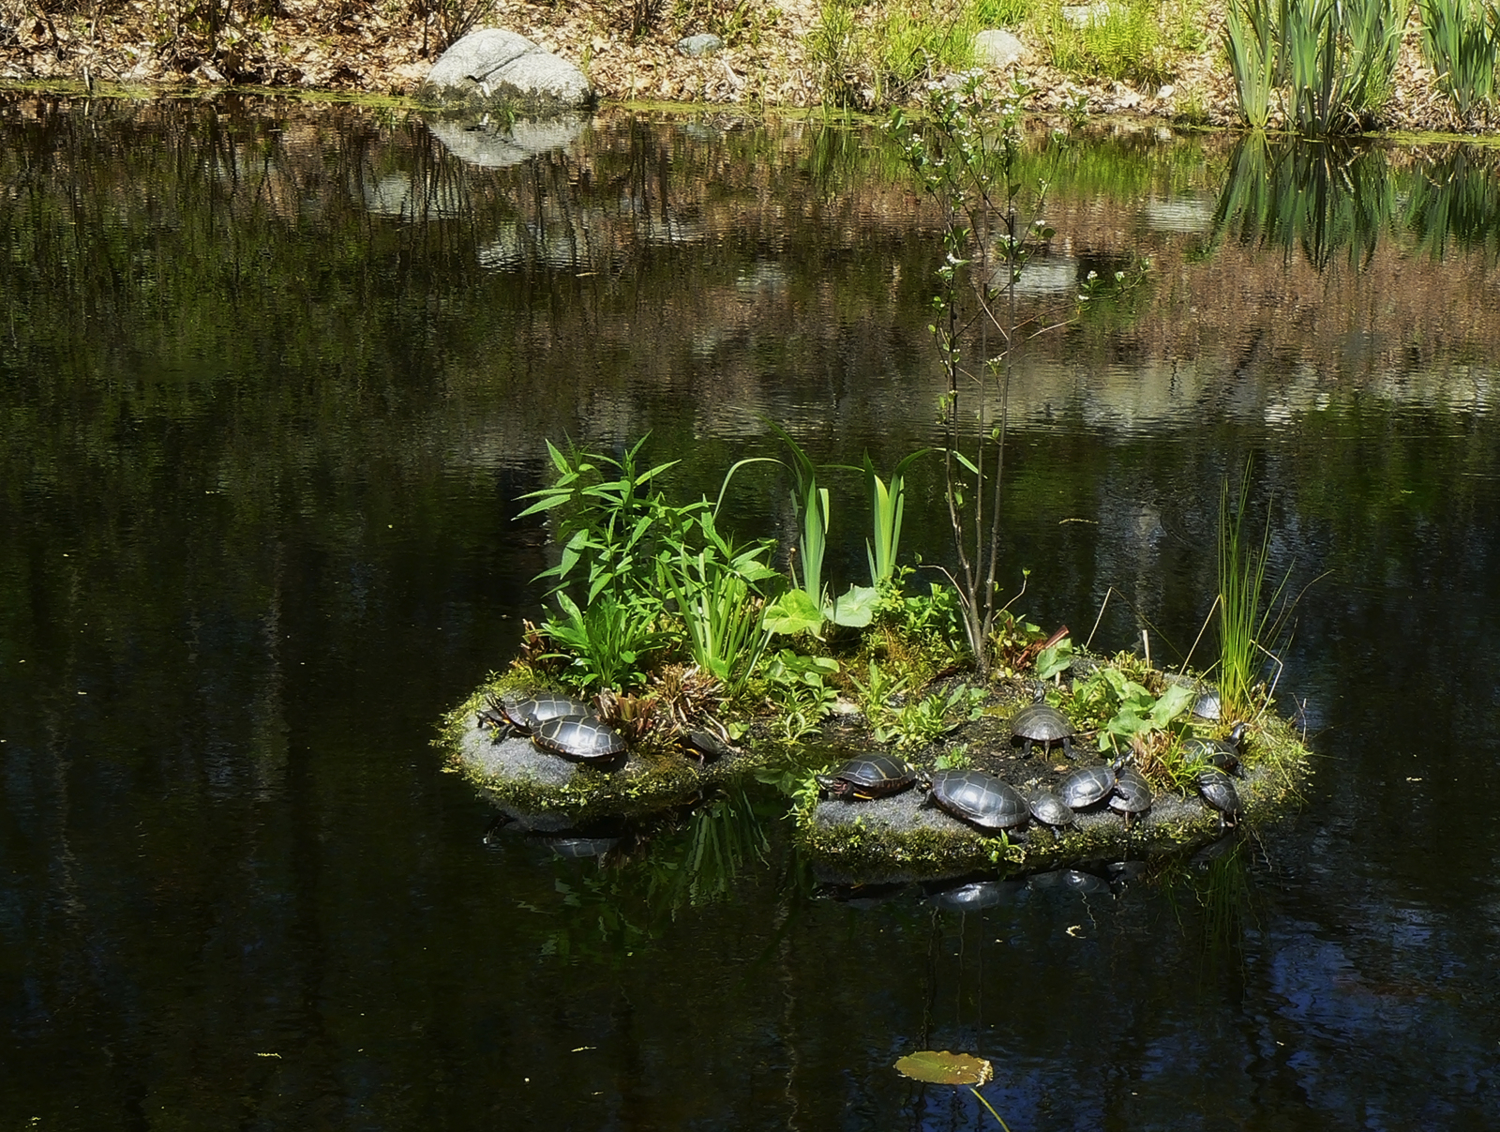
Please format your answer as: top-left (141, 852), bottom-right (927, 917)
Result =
top-left (0, 0), bottom-right (1494, 138)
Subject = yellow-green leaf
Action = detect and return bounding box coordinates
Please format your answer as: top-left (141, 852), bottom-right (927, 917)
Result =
top-left (893, 1050), bottom-right (994, 1085)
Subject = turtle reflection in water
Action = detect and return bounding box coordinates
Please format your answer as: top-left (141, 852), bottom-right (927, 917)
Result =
top-left (815, 755), bottom-right (919, 799)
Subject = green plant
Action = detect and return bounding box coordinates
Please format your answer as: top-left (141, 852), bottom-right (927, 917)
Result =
top-left (662, 512), bottom-right (780, 696)
top-left (543, 593), bottom-right (672, 693)
top-left (518, 435), bottom-right (700, 611)
top-left (1071, 666), bottom-right (1195, 752)
top-left (1041, 0), bottom-right (1182, 87)
top-left (809, 0), bottom-right (862, 107)
top-left (1216, 463), bottom-right (1293, 717)
top-left (759, 650), bottom-right (841, 740)
top-left (1418, 0), bottom-right (1500, 123)
top-left (863, 449), bottom-right (929, 587)
top-left (1224, 0), bottom-right (1278, 126)
top-left (868, 0), bottom-right (979, 105)
top-left (875, 684), bottom-right (989, 748)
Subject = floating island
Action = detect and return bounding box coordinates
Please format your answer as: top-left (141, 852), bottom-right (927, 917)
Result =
top-left (438, 660), bottom-right (1312, 880)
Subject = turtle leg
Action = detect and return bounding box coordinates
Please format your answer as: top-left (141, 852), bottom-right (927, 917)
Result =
top-left (1062, 735), bottom-right (1075, 760)
top-left (1022, 737), bottom-right (1035, 758)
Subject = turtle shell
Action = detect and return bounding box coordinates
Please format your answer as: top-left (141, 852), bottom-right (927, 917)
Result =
top-left (1183, 721), bottom-right (1249, 777)
top-left (1197, 767), bottom-right (1242, 821)
top-left (501, 693), bottom-right (593, 733)
top-left (1191, 686), bottom-right (1223, 721)
top-left (816, 755), bottom-right (918, 799)
top-left (531, 715), bottom-right (627, 763)
top-left (1060, 764), bottom-right (1117, 809)
top-left (926, 770), bottom-right (1029, 831)
top-left (1109, 766), bottom-right (1153, 824)
top-left (1028, 791), bottom-right (1076, 828)
top-left (1011, 700), bottom-right (1078, 758)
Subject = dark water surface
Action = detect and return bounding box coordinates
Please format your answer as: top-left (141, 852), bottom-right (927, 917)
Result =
top-left (3, 95), bottom-right (1500, 1129)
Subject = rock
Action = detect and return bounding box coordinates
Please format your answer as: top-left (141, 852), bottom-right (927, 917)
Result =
top-left (676, 33), bottom-right (724, 56)
top-left (974, 28), bottom-right (1025, 70)
top-left (419, 27), bottom-right (594, 113)
top-left (1061, 2), bottom-right (1113, 26)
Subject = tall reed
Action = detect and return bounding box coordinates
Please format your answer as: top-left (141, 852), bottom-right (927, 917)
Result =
top-left (1216, 466), bottom-right (1290, 717)
top-left (1418, 0), bottom-right (1500, 123)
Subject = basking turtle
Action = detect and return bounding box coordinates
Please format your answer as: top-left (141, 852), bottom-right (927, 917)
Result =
top-left (1191, 686), bottom-right (1223, 722)
top-left (1010, 691), bottom-right (1080, 759)
top-left (816, 755), bottom-right (919, 800)
top-left (1184, 721), bottom-right (1249, 777)
top-left (475, 703), bottom-right (510, 734)
top-left (496, 692), bottom-right (593, 735)
top-left (1060, 763), bottom-right (1117, 810)
top-left (677, 729), bottom-right (734, 764)
top-left (1108, 766), bottom-right (1153, 829)
top-left (1028, 791), bottom-right (1076, 829)
top-left (922, 770), bottom-right (1029, 833)
top-left (530, 715), bottom-right (628, 765)
top-left (1197, 767), bottom-right (1242, 828)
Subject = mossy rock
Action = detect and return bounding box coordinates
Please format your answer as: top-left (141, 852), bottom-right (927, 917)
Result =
top-left (438, 682), bottom-right (781, 826)
top-left (795, 711), bottom-right (1312, 883)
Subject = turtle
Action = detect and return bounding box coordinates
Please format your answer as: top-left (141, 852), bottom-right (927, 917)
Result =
top-left (815, 755), bottom-right (919, 800)
top-left (1108, 766), bottom-right (1153, 829)
top-left (1190, 685), bottom-right (1223, 721)
top-left (530, 714), bottom-right (628, 764)
top-left (1060, 763), bottom-right (1117, 810)
top-left (1028, 791), bottom-right (1077, 829)
top-left (1010, 692), bottom-right (1080, 759)
top-left (1197, 767), bottom-right (1242, 828)
top-left (677, 729), bottom-right (734, 765)
top-left (1183, 721), bottom-right (1249, 777)
top-left (495, 692), bottom-right (593, 735)
top-left (475, 703), bottom-right (510, 735)
top-left (922, 770), bottom-right (1029, 833)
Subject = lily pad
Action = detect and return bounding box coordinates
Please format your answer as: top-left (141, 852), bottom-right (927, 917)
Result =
top-left (893, 1049), bottom-right (994, 1085)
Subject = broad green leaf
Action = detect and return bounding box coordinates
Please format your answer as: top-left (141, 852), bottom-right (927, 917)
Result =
top-left (762, 589), bottom-right (824, 636)
top-left (826, 584), bottom-right (880, 628)
top-left (893, 1050), bottom-right (994, 1086)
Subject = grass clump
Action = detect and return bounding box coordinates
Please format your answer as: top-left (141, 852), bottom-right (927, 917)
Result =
top-left (1417, 0), bottom-right (1500, 126)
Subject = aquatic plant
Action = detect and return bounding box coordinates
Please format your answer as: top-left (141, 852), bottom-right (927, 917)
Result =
top-left (863, 449), bottom-right (928, 588)
top-left (1224, 0), bottom-right (1278, 127)
top-left (1417, 0), bottom-right (1500, 124)
top-left (1220, 0), bottom-right (1404, 131)
top-left (661, 512), bottom-right (779, 697)
top-left (1216, 465), bottom-right (1292, 718)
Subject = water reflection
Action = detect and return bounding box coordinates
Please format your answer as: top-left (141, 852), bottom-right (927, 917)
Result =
top-left (3, 97), bottom-right (1500, 1128)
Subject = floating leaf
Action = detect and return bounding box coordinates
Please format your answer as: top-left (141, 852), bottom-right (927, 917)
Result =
top-left (894, 1049), bottom-right (994, 1085)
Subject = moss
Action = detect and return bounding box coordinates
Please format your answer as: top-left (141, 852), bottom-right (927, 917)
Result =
top-left (439, 660), bottom-right (1313, 876)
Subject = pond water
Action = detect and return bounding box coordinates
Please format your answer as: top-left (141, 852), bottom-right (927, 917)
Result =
top-left (3, 95), bottom-right (1500, 1129)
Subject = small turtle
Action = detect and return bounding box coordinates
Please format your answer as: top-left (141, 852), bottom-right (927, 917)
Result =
top-left (1197, 767), bottom-right (1242, 828)
top-left (530, 714), bottom-right (628, 764)
top-left (922, 770), bottom-right (1029, 833)
top-left (1191, 685), bottom-right (1223, 721)
top-left (1060, 763), bottom-right (1117, 810)
top-left (677, 729), bottom-right (734, 764)
top-left (815, 755), bottom-right (919, 800)
top-left (1184, 721), bottom-right (1249, 777)
top-left (1028, 791), bottom-right (1077, 829)
top-left (1108, 766), bottom-right (1153, 829)
top-left (1011, 691), bottom-right (1080, 759)
top-left (475, 703), bottom-right (510, 734)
